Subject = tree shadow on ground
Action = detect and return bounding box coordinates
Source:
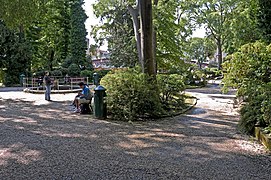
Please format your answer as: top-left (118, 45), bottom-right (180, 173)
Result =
top-left (0, 98), bottom-right (270, 179)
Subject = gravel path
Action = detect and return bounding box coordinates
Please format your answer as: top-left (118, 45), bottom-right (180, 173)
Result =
top-left (0, 84), bottom-right (270, 180)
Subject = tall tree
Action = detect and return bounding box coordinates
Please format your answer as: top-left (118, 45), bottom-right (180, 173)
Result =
top-left (186, 37), bottom-right (216, 69)
top-left (139, 0), bottom-right (155, 75)
top-left (0, 20), bottom-right (31, 85)
top-left (69, 0), bottom-right (88, 66)
top-left (0, 0), bottom-right (45, 32)
top-left (37, 0), bottom-right (71, 71)
top-left (93, 0), bottom-right (189, 73)
top-left (186, 0), bottom-right (238, 69)
top-left (93, 1), bottom-right (138, 67)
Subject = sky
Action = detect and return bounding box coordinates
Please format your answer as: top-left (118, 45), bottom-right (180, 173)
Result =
top-left (83, 0), bottom-right (206, 49)
top-left (83, 1), bottom-right (100, 43)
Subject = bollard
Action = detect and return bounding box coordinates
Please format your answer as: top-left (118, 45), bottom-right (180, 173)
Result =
top-left (93, 73), bottom-right (100, 86)
top-left (94, 85), bottom-right (106, 119)
top-left (19, 74), bottom-right (25, 86)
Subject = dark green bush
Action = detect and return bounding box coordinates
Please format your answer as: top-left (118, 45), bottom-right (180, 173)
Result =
top-left (80, 70), bottom-right (93, 79)
top-left (50, 69), bottom-right (63, 77)
top-left (101, 69), bottom-right (187, 121)
top-left (101, 69), bottom-right (164, 121)
top-left (185, 68), bottom-right (206, 86)
top-left (157, 74), bottom-right (186, 109)
top-left (223, 42), bottom-right (271, 134)
top-left (68, 63), bottom-right (81, 77)
top-left (239, 95), bottom-right (265, 134)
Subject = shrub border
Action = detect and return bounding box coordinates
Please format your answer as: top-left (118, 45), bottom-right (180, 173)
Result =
top-left (255, 127), bottom-right (271, 151)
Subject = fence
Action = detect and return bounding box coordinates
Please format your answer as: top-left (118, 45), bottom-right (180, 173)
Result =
top-left (22, 76), bottom-right (89, 90)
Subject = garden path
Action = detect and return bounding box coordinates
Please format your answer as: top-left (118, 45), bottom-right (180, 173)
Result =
top-left (0, 83), bottom-right (270, 179)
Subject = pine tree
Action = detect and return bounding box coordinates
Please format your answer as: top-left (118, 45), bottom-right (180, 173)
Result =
top-left (69, 0), bottom-right (88, 67)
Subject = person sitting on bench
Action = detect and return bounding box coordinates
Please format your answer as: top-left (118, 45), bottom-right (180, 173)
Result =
top-left (73, 82), bottom-right (92, 113)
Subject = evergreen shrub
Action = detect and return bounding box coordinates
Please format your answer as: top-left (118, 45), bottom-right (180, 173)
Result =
top-left (100, 69), bottom-right (163, 121)
top-left (157, 74), bottom-right (186, 109)
top-left (68, 63), bottom-right (81, 77)
top-left (223, 42), bottom-right (271, 134)
top-left (101, 69), bottom-right (187, 121)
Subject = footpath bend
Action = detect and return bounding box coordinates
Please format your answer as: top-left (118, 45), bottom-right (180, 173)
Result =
top-left (0, 82), bottom-right (270, 179)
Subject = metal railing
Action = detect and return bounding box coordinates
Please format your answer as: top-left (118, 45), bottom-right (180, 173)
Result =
top-left (22, 76), bottom-right (89, 90)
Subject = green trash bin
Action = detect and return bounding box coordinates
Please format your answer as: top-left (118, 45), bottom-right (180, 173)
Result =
top-left (94, 85), bottom-right (106, 119)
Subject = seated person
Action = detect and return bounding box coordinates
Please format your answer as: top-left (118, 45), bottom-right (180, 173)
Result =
top-left (73, 82), bottom-right (93, 113)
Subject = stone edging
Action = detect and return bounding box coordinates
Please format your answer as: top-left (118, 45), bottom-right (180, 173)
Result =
top-left (255, 127), bottom-right (271, 150)
top-left (160, 96), bottom-right (197, 118)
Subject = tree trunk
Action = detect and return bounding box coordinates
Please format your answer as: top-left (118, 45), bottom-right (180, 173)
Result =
top-left (153, 0), bottom-right (159, 74)
top-left (217, 38), bottom-right (223, 70)
top-left (139, 0), bottom-right (155, 76)
top-left (127, 4), bottom-right (142, 67)
top-left (49, 49), bottom-right (55, 71)
top-left (18, 24), bottom-right (25, 42)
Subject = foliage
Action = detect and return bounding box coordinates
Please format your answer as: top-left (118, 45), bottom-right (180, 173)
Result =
top-left (257, 0), bottom-right (271, 43)
top-left (69, 0), bottom-right (88, 66)
top-left (239, 97), bottom-right (264, 134)
top-left (157, 74), bottom-right (186, 109)
top-left (185, 37), bottom-right (216, 69)
top-left (50, 69), bottom-right (63, 77)
top-left (92, 1), bottom-right (138, 67)
top-left (204, 68), bottom-right (221, 79)
top-left (0, 0), bottom-right (45, 29)
top-left (184, 67), bottom-right (207, 86)
top-left (184, 0), bottom-right (260, 69)
top-left (92, 0), bottom-right (191, 72)
top-left (80, 70), bottom-right (93, 79)
top-left (261, 83), bottom-right (271, 125)
top-left (100, 68), bottom-right (163, 121)
top-left (0, 20), bottom-right (31, 86)
top-left (154, 0), bottom-right (188, 71)
top-left (223, 41), bottom-right (271, 134)
top-left (34, 0), bottom-right (71, 71)
top-left (223, 41), bottom-right (271, 95)
top-left (68, 63), bottom-right (81, 77)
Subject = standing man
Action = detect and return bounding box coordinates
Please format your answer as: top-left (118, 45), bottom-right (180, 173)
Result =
top-left (44, 71), bottom-right (52, 101)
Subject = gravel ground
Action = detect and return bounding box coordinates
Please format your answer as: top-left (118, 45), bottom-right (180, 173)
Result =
top-left (0, 84), bottom-right (270, 180)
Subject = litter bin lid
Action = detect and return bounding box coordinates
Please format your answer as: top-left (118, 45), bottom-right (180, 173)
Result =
top-left (94, 85), bottom-right (106, 91)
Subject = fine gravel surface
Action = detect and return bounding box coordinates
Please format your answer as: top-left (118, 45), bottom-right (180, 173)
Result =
top-left (0, 84), bottom-right (270, 180)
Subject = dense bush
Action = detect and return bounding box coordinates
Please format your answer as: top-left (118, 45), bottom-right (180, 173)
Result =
top-left (101, 69), bottom-right (163, 121)
top-left (68, 63), bottom-right (81, 77)
top-left (80, 70), bottom-right (93, 79)
top-left (50, 69), bottom-right (63, 77)
top-left (223, 41), bottom-right (271, 134)
top-left (184, 67), bottom-right (206, 86)
top-left (157, 74), bottom-right (186, 109)
top-left (204, 68), bottom-right (221, 79)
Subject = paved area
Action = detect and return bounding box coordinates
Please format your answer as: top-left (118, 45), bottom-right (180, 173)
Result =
top-left (0, 84), bottom-right (270, 179)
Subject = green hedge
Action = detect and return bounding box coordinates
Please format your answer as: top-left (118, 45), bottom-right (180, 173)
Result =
top-left (100, 68), bottom-right (186, 121)
top-left (223, 42), bottom-right (271, 134)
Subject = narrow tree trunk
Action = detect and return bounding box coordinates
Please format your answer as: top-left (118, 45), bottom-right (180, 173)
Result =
top-left (49, 49), bottom-right (55, 71)
top-left (153, 0), bottom-right (159, 74)
top-left (18, 24), bottom-right (25, 42)
top-left (127, 4), bottom-right (142, 67)
top-left (217, 38), bottom-right (223, 70)
top-left (139, 0), bottom-right (155, 75)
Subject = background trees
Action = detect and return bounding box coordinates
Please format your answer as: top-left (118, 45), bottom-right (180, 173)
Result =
top-left (0, 0), bottom-right (88, 85)
top-left (186, 37), bottom-right (216, 69)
